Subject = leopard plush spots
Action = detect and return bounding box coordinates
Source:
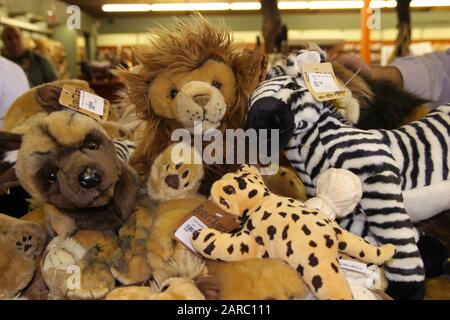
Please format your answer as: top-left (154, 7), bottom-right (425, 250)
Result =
top-left (191, 165), bottom-right (395, 300)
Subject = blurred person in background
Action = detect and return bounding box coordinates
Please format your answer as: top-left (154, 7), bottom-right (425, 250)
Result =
top-left (334, 49), bottom-right (450, 107)
top-left (1, 26), bottom-right (58, 87)
top-left (0, 56), bottom-right (29, 127)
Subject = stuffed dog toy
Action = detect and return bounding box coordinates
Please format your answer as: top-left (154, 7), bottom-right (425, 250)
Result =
top-left (0, 111), bottom-right (153, 299)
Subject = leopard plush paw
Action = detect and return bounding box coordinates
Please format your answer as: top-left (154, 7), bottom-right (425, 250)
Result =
top-left (147, 142), bottom-right (204, 202)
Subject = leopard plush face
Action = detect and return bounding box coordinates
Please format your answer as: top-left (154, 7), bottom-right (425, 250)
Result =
top-left (149, 59), bottom-right (236, 132)
top-left (210, 165), bottom-right (270, 218)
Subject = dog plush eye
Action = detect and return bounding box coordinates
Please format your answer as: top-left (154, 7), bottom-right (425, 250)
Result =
top-left (84, 140), bottom-right (99, 150)
top-left (169, 89), bottom-right (178, 99)
top-left (47, 171), bottom-right (57, 184)
top-left (285, 82), bottom-right (300, 90)
top-left (211, 80), bottom-right (222, 89)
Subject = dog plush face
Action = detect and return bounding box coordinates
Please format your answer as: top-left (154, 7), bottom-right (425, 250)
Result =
top-left (12, 112), bottom-right (122, 209)
top-left (149, 59), bottom-right (236, 132)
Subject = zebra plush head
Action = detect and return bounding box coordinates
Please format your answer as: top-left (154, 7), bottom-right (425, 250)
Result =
top-left (246, 75), bottom-right (323, 151)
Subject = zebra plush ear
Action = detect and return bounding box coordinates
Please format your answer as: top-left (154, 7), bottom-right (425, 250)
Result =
top-left (0, 131), bottom-right (22, 187)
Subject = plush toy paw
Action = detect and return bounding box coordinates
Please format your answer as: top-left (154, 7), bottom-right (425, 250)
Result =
top-left (417, 232), bottom-right (449, 278)
top-left (110, 254), bottom-right (152, 285)
top-left (386, 280), bottom-right (426, 300)
top-left (0, 235), bottom-right (36, 299)
top-left (66, 262), bottom-right (115, 300)
top-left (42, 236), bottom-right (115, 300)
top-left (0, 214), bottom-right (47, 257)
top-left (147, 142), bottom-right (204, 202)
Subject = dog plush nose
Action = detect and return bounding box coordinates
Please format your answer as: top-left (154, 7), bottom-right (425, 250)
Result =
top-left (193, 94), bottom-right (210, 107)
top-left (79, 167), bottom-right (102, 189)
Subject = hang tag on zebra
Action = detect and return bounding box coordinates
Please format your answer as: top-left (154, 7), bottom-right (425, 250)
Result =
top-left (301, 63), bottom-right (349, 101)
top-left (59, 85), bottom-right (110, 121)
top-left (173, 200), bottom-right (240, 252)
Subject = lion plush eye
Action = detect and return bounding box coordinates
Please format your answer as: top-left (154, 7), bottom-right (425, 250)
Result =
top-left (169, 89), bottom-right (178, 99)
top-left (211, 80), bottom-right (222, 89)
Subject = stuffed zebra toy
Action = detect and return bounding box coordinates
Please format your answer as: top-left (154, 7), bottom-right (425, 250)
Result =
top-left (246, 52), bottom-right (450, 300)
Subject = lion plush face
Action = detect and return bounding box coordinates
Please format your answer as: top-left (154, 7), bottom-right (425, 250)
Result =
top-left (11, 112), bottom-right (122, 209)
top-left (149, 59), bottom-right (236, 132)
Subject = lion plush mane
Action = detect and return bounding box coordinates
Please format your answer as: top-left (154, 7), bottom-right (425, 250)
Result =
top-left (116, 15), bottom-right (266, 178)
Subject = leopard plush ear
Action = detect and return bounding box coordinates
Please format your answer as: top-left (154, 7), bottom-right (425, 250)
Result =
top-left (239, 164), bottom-right (262, 178)
top-left (0, 131), bottom-right (22, 187)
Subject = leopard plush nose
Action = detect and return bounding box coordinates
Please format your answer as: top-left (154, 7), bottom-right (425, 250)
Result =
top-left (79, 167), bottom-right (102, 189)
top-left (165, 174), bottom-right (180, 190)
top-left (193, 94), bottom-right (210, 107)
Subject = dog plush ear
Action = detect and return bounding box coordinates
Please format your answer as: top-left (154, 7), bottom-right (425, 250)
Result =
top-left (0, 131), bottom-right (22, 187)
top-left (33, 84), bottom-right (66, 113)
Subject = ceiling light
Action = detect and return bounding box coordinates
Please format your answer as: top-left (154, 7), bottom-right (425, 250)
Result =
top-left (278, 1), bottom-right (309, 10)
top-left (102, 4), bottom-right (152, 12)
top-left (230, 2), bottom-right (262, 10)
top-left (151, 2), bottom-right (230, 11)
top-left (308, 1), bottom-right (363, 9)
top-left (411, 0), bottom-right (450, 7)
top-left (370, 1), bottom-right (397, 8)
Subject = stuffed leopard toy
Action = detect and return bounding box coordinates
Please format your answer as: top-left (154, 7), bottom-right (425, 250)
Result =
top-left (191, 165), bottom-right (395, 300)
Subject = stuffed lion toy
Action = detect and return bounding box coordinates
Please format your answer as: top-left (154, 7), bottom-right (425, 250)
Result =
top-left (117, 14), bottom-right (267, 183)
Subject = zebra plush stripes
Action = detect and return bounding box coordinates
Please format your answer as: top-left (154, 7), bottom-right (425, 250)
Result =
top-left (246, 73), bottom-right (450, 299)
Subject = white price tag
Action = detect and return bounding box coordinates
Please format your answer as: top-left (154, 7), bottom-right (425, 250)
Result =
top-left (308, 72), bottom-right (340, 93)
top-left (79, 90), bottom-right (104, 116)
top-left (174, 216), bottom-right (207, 252)
top-left (339, 258), bottom-right (369, 274)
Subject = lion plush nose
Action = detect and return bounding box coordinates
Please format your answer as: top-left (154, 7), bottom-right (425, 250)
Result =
top-left (193, 94), bottom-right (210, 107)
top-left (79, 167), bottom-right (102, 189)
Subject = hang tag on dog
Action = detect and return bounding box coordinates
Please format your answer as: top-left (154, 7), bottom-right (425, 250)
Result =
top-left (301, 63), bottom-right (349, 101)
top-left (174, 200), bottom-right (240, 252)
top-left (59, 85), bottom-right (110, 121)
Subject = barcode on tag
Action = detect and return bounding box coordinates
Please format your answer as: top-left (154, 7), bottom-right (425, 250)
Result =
top-left (308, 72), bottom-right (340, 93)
top-left (79, 90), bottom-right (104, 116)
top-left (174, 216), bottom-right (207, 252)
top-left (339, 258), bottom-right (369, 274)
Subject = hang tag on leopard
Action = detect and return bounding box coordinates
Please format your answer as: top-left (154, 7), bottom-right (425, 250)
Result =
top-left (301, 63), bottom-right (349, 101)
top-left (59, 85), bottom-right (110, 121)
top-left (174, 200), bottom-right (240, 252)
top-left (339, 258), bottom-right (369, 274)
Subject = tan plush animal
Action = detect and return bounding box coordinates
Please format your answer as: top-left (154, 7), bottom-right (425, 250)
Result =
top-left (117, 15), bottom-right (267, 184)
top-left (0, 214), bottom-right (47, 299)
top-left (0, 111), bottom-right (154, 299)
top-left (191, 165), bottom-right (396, 300)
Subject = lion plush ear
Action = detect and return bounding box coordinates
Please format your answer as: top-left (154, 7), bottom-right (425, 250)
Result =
top-left (232, 49), bottom-right (267, 96)
top-left (0, 131), bottom-right (22, 187)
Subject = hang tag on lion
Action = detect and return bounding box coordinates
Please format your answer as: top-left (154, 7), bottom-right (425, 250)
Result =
top-left (59, 85), bottom-right (110, 121)
top-left (174, 200), bottom-right (240, 252)
top-left (301, 63), bottom-right (349, 101)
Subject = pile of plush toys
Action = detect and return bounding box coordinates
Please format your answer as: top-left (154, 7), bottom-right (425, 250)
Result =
top-left (0, 15), bottom-right (448, 300)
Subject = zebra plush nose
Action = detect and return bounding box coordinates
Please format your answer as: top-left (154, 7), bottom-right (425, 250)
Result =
top-left (245, 97), bottom-right (296, 152)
